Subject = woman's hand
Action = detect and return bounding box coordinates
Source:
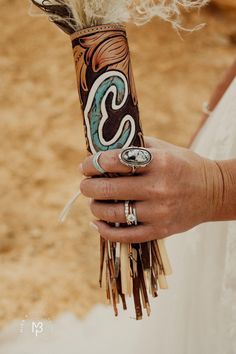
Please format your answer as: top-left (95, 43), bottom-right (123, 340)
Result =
top-left (80, 137), bottom-right (223, 243)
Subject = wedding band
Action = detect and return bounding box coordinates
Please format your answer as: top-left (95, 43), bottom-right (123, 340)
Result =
top-left (124, 201), bottom-right (138, 226)
top-left (119, 147), bottom-right (153, 174)
top-left (132, 203), bottom-right (138, 226)
top-left (93, 151), bottom-right (105, 174)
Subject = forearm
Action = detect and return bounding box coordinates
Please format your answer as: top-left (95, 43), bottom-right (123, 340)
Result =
top-left (212, 159), bottom-right (236, 221)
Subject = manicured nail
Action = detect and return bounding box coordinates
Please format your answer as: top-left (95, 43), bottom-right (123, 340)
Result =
top-left (90, 222), bottom-right (98, 231)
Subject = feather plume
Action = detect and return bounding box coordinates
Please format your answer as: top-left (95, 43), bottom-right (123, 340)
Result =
top-left (30, 0), bottom-right (209, 34)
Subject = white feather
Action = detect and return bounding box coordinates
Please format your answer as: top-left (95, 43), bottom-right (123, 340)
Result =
top-left (30, 0), bottom-right (209, 31)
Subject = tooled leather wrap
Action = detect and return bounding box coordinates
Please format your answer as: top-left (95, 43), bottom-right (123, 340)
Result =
top-left (71, 24), bottom-right (144, 154)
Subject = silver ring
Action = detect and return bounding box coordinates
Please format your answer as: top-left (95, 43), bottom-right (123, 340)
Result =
top-left (93, 152), bottom-right (105, 174)
top-left (119, 147), bottom-right (153, 174)
top-left (132, 203), bottom-right (138, 226)
top-left (124, 201), bottom-right (138, 226)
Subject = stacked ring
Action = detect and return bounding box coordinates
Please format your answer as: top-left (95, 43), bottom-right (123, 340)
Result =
top-left (124, 201), bottom-right (138, 226)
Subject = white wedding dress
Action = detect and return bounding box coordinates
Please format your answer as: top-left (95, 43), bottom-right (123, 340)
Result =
top-left (140, 76), bottom-right (236, 354)
top-left (132, 77), bottom-right (236, 354)
top-left (1, 80), bottom-right (235, 354)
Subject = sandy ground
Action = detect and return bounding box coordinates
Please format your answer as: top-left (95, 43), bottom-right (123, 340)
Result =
top-left (0, 0), bottom-right (236, 328)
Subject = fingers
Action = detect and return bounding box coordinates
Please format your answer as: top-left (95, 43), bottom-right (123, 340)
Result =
top-left (80, 176), bottom-right (153, 201)
top-left (90, 220), bottom-right (166, 243)
top-left (81, 149), bottom-right (130, 176)
top-left (81, 149), bottom-right (154, 177)
top-left (90, 200), bottom-right (151, 223)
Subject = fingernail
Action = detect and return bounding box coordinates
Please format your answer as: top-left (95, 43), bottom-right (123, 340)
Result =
top-left (90, 222), bottom-right (98, 231)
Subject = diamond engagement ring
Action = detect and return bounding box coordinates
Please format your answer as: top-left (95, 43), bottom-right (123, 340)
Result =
top-left (119, 147), bottom-right (153, 174)
top-left (124, 201), bottom-right (138, 226)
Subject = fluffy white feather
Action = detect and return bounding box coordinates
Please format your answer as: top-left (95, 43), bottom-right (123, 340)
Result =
top-left (30, 0), bottom-right (209, 33)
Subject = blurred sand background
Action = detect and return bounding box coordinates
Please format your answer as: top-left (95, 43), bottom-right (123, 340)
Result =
top-left (0, 0), bottom-right (236, 328)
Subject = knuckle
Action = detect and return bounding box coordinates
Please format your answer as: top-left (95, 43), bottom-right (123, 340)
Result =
top-left (100, 181), bottom-right (114, 199)
top-left (156, 177), bottom-right (174, 199)
top-left (157, 182), bottom-right (168, 198)
top-left (106, 207), bottom-right (118, 222)
top-left (159, 151), bottom-right (171, 170)
top-left (144, 177), bottom-right (157, 197)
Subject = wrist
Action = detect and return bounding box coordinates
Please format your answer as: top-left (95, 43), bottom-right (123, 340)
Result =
top-left (201, 159), bottom-right (224, 222)
top-left (208, 159), bottom-right (236, 221)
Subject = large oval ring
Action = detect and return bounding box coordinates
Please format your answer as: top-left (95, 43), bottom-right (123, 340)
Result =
top-left (119, 147), bottom-right (153, 174)
top-left (93, 151), bottom-right (105, 174)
